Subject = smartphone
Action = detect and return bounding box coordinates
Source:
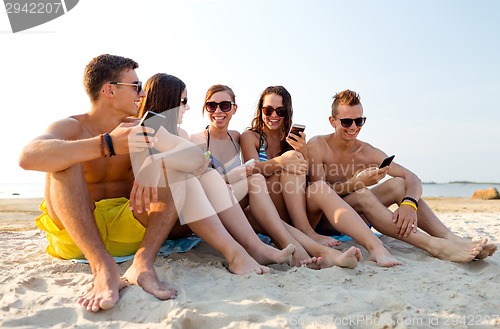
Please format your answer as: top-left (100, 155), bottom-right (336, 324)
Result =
top-left (244, 159), bottom-right (255, 167)
top-left (379, 155), bottom-right (395, 168)
top-left (139, 111), bottom-right (166, 136)
top-left (139, 111), bottom-right (166, 155)
top-left (288, 123), bottom-right (306, 141)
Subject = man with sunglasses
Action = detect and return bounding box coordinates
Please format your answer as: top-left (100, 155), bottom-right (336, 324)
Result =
top-left (307, 89), bottom-right (493, 262)
top-left (19, 54), bottom-right (180, 312)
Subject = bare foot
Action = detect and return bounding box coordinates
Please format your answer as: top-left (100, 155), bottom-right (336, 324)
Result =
top-left (368, 245), bottom-right (402, 267)
top-left (428, 237), bottom-right (487, 262)
top-left (290, 244), bottom-right (314, 267)
top-left (226, 251), bottom-right (271, 275)
top-left (298, 246), bottom-right (362, 269)
top-left (446, 233), bottom-right (497, 260)
top-left (248, 243), bottom-right (296, 266)
top-left (308, 232), bottom-right (341, 247)
top-left (122, 260), bottom-right (177, 300)
top-left (77, 260), bottom-right (124, 312)
top-left (475, 243), bottom-right (497, 259)
top-left (322, 246), bottom-right (363, 269)
top-left (299, 257), bottom-right (319, 268)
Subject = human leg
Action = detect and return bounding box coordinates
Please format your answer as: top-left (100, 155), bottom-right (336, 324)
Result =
top-left (371, 178), bottom-right (461, 238)
top-left (282, 222), bottom-right (362, 269)
top-left (345, 185), bottom-right (486, 262)
top-left (307, 181), bottom-right (401, 267)
top-left (197, 170), bottom-right (295, 267)
top-left (179, 173), bottom-right (274, 274)
top-left (44, 165), bottom-right (124, 312)
top-left (122, 180), bottom-right (180, 300)
top-left (270, 171), bottom-right (339, 247)
top-left (239, 174), bottom-right (312, 266)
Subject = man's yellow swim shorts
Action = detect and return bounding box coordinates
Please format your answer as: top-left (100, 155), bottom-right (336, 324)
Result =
top-left (36, 197), bottom-right (146, 260)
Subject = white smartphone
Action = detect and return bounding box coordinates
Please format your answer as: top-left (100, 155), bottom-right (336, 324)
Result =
top-left (244, 159), bottom-right (255, 167)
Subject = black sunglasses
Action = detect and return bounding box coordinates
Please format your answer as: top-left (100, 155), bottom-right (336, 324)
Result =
top-left (205, 101), bottom-right (234, 112)
top-left (109, 81), bottom-right (142, 94)
top-left (262, 106), bottom-right (287, 117)
top-left (181, 97), bottom-right (188, 106)
top-left (338, 117), bottom-right (366, 128)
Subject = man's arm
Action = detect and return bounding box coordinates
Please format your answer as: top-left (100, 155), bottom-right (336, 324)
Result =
top-left (20, 117), bottom-right (142, 173)
top-left (19, 118), bottom-right (102, 172)
top-left (388, 162), bottom-right (422, 201)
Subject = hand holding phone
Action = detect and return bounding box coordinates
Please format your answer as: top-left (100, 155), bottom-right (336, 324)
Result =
top-left (288, 123), bottom-right (306, 142)
top-left (244, 159), bottom-right (255, 167)
top-left (139, 111), bottom-right (166, 136)
top-left (139, 111), bottom-right (166, 155)
top-left (379, 155), bottom-right (395, 168)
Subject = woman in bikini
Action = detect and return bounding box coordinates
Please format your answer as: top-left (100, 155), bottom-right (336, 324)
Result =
top-left (190, 84), bottom-right (363, 269)
top-left (131, 74), bottom-right (297, 275)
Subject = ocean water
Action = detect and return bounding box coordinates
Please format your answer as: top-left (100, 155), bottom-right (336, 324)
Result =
top-left (422, 183), bottom-right (500, 198)
top-left (1, 181), bottom-right (499, 199)
top-left (0, 182), bottom-right (44, 199)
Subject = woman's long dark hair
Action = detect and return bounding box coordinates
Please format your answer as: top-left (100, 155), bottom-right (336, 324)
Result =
top-left (138, 73), bottom-right (186, 135)
top-left (249, 86), bottom-right (294, 154)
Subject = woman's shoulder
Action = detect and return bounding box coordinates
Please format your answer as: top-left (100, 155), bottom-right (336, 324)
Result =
top-left (228, 129), bottom-right (241, 142)
top-left (240, 129), bottom-right (261, 150)
top-left (178, 127), bottom-right (190, 140)
top-left (188, 130), bottom-right (206, 144)
top-left (240, 129), bottom-right (260, 140)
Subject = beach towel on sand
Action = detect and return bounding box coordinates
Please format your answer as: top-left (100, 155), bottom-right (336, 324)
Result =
top-left (71, 236), bottom-right (202, 264)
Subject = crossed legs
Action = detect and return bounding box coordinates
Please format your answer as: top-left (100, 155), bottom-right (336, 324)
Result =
top-left (239, 173), bottom-right (361, 268)
top-left (306, 181), bottom-right (401, 267)
top-left (343, 178), bottom-right (490, 262)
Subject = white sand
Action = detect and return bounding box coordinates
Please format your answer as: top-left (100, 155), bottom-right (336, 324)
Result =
top-left (0, 198), bottom-right (499, 329)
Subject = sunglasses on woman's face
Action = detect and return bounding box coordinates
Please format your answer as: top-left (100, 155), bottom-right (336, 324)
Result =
top-left (205, 101), bottom-right (234, 112)
top-left (181, 97), bottom-right (188, 106)
top-left (262, 106), bottom-right (287, 117)
top-left (338, 117), bottom-right (367, 128)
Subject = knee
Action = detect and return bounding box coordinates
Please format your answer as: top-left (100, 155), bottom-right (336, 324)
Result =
top-left (385, 177), bottom-right (406, 200)
top-left (307, 180), bottom-right (328, 194)
top-left (51, 163), bottom-right (84, 179)
top-left (349, 187), bottom-right (377, 206)
top-left (249, 173), bottom-right (266, 185)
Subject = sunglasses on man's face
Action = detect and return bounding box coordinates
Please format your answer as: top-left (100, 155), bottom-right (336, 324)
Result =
top-left (262, 106), bottom-right (287, 117)
top-left (338, 117), bottom-right (367, 128)
top-left (205, 101), bottom-right (234, 112)
top-left (109, 81), bottom-right (143, 94)
top-left (181, 97), bottom-right (188, 106)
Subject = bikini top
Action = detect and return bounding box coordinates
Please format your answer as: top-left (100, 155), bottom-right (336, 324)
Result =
top-left (206, 126), bottom-right (241, 175)
top-left (258, 134), bottom-right (268, 161)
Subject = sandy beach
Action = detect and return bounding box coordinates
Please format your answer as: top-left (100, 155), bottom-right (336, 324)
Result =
top-left (0, 197), bottom-right (499, 329)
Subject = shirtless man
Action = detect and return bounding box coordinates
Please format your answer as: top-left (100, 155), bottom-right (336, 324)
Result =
top-left (19, 54), bottom-right (179, 312)
top-left (307, 89), bottom-right (494, 263)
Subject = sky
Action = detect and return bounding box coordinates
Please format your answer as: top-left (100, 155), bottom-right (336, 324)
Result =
top-left (1, 0), bottom-right (499, 186)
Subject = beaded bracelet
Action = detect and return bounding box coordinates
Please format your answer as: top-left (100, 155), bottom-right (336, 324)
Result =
top-left (99, 134), bottom-right (107, 157)
top-left (103, 133), bottom-right (116, 157)
top-left (401, 196), bottom-right (419, 208)
top-left (401, 201), bottom-right (418, 211)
